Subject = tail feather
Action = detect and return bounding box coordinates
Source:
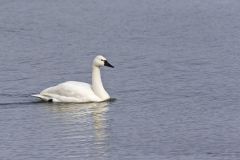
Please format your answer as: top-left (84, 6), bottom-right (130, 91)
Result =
top-left (32, 94), bottom-right (51, 101)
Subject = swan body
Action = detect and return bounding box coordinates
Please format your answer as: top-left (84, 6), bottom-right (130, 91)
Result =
top-left (33, 55), bottom-right (114, 103)
top-left (33, 81), bottom-right (102, 103)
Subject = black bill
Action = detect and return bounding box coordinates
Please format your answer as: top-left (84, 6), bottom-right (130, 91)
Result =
top-left (104, 60), bottom-right (114, 68)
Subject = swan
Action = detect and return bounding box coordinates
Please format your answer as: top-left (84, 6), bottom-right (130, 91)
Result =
top-left (32, 55), bottom-right (114, 103)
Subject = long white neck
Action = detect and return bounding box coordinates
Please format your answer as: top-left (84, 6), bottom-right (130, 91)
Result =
top-left (92, 66), bottom-right (110, 100)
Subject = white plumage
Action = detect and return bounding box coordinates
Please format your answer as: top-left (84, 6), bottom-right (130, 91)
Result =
top-left (33, 55), bottom-right (114, 103)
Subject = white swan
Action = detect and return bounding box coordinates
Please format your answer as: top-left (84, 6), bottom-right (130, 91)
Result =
top-left (32, 55), bottom-right (114, 103)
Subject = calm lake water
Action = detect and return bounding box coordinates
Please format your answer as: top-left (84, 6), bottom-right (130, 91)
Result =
top-left (1, 0), bottom-right (240, 159)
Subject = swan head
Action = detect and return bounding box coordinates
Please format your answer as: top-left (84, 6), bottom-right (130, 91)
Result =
top-left (93, 55), bottom-right (114, 68)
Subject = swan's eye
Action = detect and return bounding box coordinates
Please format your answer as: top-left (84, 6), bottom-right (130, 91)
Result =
top-left (101, 59), bottom-right (105, 61)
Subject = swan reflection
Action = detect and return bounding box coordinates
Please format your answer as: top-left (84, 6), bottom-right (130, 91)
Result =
top-left (45, 101), bottom-right (110, 159)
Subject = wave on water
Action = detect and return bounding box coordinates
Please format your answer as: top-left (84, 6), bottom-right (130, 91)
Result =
top-left (0, 98), bottom-right (117, 107)
top-left (0, 101), bottom-right (43, 106)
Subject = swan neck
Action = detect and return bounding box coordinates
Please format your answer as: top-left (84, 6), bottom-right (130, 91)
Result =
top-left (92, 66), bottom-right (110, 100)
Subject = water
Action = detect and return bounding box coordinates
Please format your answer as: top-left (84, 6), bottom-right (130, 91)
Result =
top-left (1, 0), bottom-right (240, 159)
